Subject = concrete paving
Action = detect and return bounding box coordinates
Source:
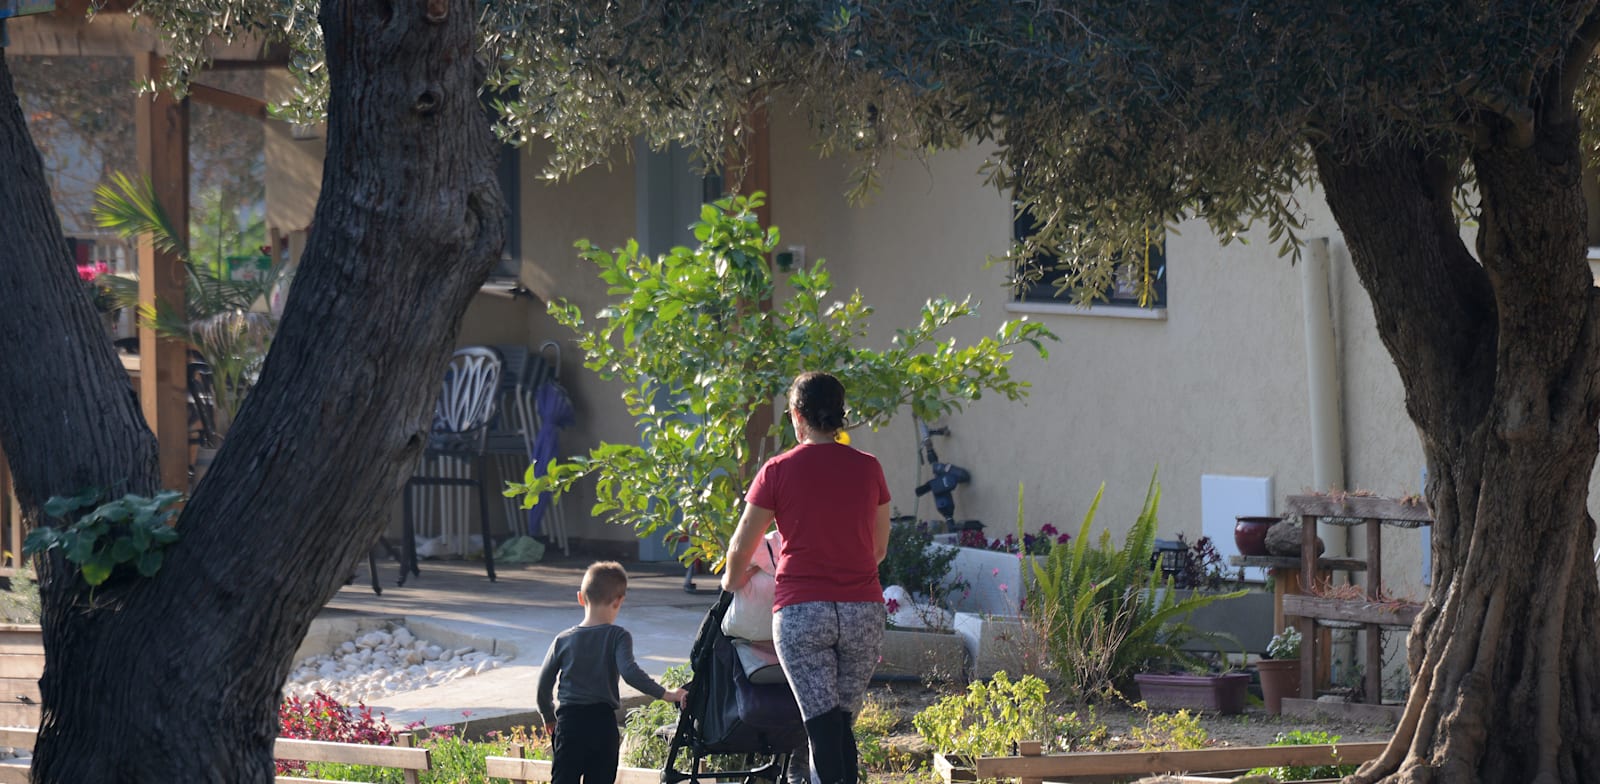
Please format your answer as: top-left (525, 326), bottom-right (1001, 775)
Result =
top-left (311, 555), bottom-right (721, 733)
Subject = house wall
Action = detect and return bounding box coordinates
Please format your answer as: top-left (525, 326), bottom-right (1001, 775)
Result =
top-left (766, 112), bottom-right (1422, 579)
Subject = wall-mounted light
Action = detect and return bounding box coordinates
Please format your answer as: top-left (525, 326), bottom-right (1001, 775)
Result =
top-left (774, 244), bottom-right (806, 274)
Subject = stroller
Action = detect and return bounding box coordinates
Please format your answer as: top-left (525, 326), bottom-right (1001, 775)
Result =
top-left (663, 591), bottom-right (808, 784)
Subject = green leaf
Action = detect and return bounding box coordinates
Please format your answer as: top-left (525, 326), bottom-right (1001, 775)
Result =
top-left (81, 555), bottom-right (114, 587)
top-left (136, 550), bottom-right (164, 578)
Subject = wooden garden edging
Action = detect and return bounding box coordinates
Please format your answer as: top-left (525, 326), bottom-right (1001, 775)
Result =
top-left (933, 740), bottom-right (1387, 783)
top-left (486, 754), bottom-right (662, 784)
top-left (0, 726), bottom-right (432, 784)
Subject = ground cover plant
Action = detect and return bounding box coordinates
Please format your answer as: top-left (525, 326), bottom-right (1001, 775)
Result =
top-left (277, 692), bottom-right (548, 782)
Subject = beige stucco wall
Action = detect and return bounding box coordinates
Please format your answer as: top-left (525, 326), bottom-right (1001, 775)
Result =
top-left (766, 111), bottom-right (1427, 589)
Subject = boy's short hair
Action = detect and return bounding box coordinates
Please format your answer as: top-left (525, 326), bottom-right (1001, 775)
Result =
top-left (582, 561), bottom-right (629, 604)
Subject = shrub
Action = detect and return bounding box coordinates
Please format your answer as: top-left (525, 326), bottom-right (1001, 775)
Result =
top-left (0, 565), bottom-right (40, 624)
top-left (1024, 472), bottom-right (1246, 699)
top-left (1247, 730), bottom-right (1361, 780)
top-left (1128, 708), bottom-right (1208, 751)
top-left (912, 671), bottom-right (1055, 760)
top-left (621, 664), bottom-right (704, 769)
top-left (276, 692), bottom-right (401, 775)
top-left (505, 193), bottom-right (1055, 567)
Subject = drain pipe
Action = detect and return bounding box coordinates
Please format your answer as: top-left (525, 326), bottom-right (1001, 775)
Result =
top-left (1302, 238), bottom-right (1356, 678)
top-left (1302, 238), bottom-right (1346, 505)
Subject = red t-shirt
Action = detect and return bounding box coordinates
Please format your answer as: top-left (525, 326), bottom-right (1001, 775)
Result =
top-left (745, 442), bottom-right (891, 610)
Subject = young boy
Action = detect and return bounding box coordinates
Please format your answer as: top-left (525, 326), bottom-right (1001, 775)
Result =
top-left (537, 561), bottom-right (686, 784)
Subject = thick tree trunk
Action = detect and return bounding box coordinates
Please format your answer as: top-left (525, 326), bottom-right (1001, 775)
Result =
top-left (2, 0), bottom-right (504, 778)
top-left (1314, 116), bottom-right (1600, 781)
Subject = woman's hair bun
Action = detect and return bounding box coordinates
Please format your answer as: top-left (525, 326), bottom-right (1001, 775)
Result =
top-left (789, 371), bottom-right (847, 433)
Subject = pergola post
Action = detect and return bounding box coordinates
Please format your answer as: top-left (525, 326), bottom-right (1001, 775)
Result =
top-left (133, 52), bottom-right (191, 492)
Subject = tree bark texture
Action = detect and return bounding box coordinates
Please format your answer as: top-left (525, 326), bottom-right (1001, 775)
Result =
top-left (1313, 97), bottom-right (1600, 784)
top-left (4, 0), bottom-right (505, 779)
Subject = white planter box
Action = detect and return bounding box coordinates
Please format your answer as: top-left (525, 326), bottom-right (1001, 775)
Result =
top-left (953, 612), bottom-right (1037, 680)
top-left (945, 546), bottom-right (1035, 616)
top-left (877, 628), bottom-right (967, 682)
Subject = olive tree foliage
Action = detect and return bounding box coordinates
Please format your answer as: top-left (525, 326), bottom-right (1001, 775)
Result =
top-left (506, 193), bottom-right (1055, 566)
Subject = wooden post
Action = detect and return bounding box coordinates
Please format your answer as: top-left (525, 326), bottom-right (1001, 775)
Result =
top-left (1299, 514), bottom-right (1319, 698)
top-left (1016, 740), bottom-right (1043, 784)
top-left (133, 52), bottom-right (191, 493)
top-left (1364, 517), bottom-right (1383, 703)
top-left (507, 742), bottom-right (527, 784)
top-left (397, 733), bottom-right (420, 784)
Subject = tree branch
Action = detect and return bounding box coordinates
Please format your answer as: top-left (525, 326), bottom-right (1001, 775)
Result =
top-left (1557, 8), bottom-right (1600, 105)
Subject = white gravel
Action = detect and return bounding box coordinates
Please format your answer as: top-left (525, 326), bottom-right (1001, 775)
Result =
top-left (283, 623), bottom-right (507, 705)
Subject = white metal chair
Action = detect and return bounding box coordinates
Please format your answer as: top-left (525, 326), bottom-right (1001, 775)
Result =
top-left (399, 347), bottom-right (502, 585)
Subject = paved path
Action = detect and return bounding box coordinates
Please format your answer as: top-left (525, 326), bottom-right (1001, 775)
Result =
top-left (314, 555), bottom-right (719, 732)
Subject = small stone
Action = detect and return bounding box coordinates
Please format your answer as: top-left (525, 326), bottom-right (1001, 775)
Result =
top-left (1265, 520), bottom-right (1325, 557)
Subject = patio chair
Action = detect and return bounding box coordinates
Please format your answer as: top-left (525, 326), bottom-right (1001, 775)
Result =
top-left (398, 347), bottom-right (502, 585)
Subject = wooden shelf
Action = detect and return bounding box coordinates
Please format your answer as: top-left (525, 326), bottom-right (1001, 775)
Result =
top-left (1285, 494), bottom-right (1432, 526)
top-left (1283, 594), bottom-right (1420, 628)
top-left (1229, 555), bottom-right (1367, 572)
top-left (1284, 493), bottom-right (1433, 708)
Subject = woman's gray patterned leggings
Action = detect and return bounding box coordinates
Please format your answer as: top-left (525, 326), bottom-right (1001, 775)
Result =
top-left (772, 600), bottom-right (885, 721)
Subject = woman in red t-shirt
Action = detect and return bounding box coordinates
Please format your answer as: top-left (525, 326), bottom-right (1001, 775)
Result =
top-left (722, 372), bottom-right (891, 784)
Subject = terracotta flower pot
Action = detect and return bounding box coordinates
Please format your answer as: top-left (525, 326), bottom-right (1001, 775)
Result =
top-left (1233, 516), bottom-right (1280, 556)
top-left (1256, 658), bottom-right (1302, 715)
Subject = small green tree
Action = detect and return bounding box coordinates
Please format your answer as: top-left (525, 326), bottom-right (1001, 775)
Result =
top-left (507, 193), bottom-right (1054, 566)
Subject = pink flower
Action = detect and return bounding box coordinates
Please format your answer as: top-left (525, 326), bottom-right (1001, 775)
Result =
top-left (885, 597), bottom-right (900, 615)
top-left (998, 583), bottom-right (1009, 593)
top-left (991, 567), bottom-right (1000, 577)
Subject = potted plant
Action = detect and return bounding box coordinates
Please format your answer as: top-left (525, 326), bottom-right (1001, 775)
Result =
top-left (93, 173), bottom-right (286, 469)
top-left (1133, 663), bottom-right (1252, 715)
top-left (1257, 626), bottom-right (1303, 715)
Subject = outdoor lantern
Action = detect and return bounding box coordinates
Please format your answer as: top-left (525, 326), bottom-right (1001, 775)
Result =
top-left (1151, 538), bottom-right (1190, 582)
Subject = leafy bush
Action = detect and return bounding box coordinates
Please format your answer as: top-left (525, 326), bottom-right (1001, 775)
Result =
top-left (912, 671), bottom-right (1055, 760)
top-left (506, 193), bottom-right (1055, 566)
top-left (0, 566), bottom-right (40, 624)
top-left (1247, 730), bottom-right (1361, 780)
top-left (879, 521), bottom-right (966, 627)
top-left (1127, 708), bottom-right (1208, 751)
top-left (1024, 473), bottom-right (1245, 699)
top-left (277, 692), bottom-right (402, 775)
top-left (621, 664), bottom-right (697, 769)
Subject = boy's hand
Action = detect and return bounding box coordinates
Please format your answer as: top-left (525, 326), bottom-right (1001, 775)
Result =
top-left (663, 687), bottom-right (687, 704)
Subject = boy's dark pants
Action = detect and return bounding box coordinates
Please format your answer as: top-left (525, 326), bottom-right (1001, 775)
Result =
top-left (552, 703), bottom-right (621, 784)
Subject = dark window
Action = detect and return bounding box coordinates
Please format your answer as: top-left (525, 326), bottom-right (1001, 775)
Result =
top-left (1012, 207), bottom-right (1167, 308)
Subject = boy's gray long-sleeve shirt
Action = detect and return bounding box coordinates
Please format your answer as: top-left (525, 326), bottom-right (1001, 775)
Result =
top-left (536, 623), bottom-right (666, 725)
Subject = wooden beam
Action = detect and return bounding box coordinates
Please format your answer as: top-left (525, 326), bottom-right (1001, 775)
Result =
top-left (964, 742), bottom-right (1388, 779)
top-left (1285, 494), bottom-right (1433, 524)
top-left (134, 52), bottom-right (191, 493)
top-left (188, 82), bottom-right (267, 119)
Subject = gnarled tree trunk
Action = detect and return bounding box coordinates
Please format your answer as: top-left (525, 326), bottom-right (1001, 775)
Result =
top-left (1314, 86), bottom-right (1600, 784)
top-left (0, 0), bottom-right (504, 778)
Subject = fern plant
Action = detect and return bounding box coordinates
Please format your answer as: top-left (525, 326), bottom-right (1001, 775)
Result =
top-left (1025, 472), bottom-right (1245, 699)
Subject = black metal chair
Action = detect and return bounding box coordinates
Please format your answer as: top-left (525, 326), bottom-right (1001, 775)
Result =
top-left (397, 347), bottom-right (502, 585)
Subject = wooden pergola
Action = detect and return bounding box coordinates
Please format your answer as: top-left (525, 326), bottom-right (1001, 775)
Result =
top-left (2, 1), bottom-right (287, 550)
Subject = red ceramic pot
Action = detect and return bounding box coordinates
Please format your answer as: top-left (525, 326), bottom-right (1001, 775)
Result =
top-left (1233, 516), bottom-right (1280, 556)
